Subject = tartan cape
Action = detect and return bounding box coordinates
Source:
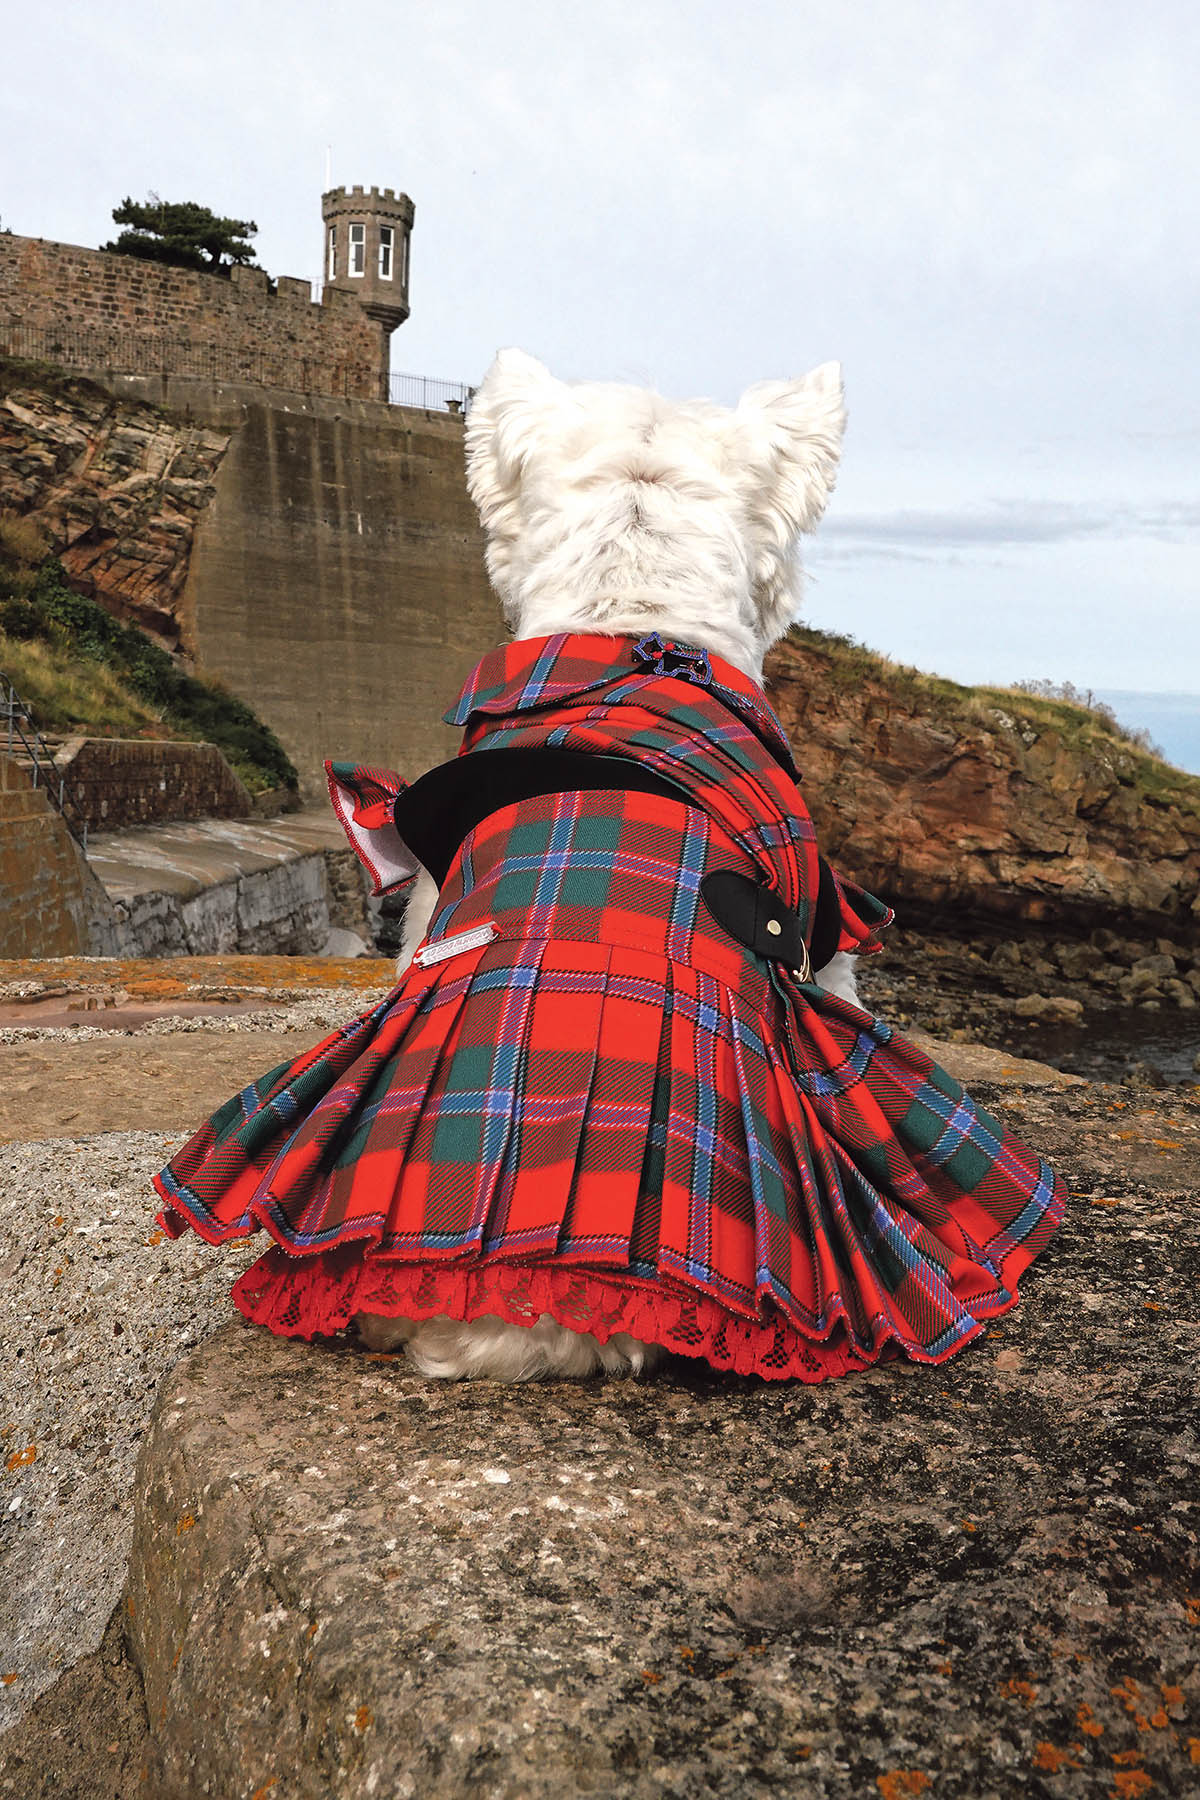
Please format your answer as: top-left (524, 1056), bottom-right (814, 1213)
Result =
top-left (154, 632), bottom-right (1066, 1381)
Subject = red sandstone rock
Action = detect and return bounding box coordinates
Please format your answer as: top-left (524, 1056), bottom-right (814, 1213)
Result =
top-left (765, 632), bottom-right (1200, 940)
top-left (0, 374), bottom-right (229, 647)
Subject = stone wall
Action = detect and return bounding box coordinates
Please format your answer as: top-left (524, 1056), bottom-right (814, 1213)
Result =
top-left (0, 233), bottom-right (385, 401)
top-left (108, 852), bottom-right (333, 959)
top-left (0, 756), bottom-right (118, 957)
top-left (172, 384), bottom-right (504, 789)
top-left (54, 738), bottom-right (253, 831)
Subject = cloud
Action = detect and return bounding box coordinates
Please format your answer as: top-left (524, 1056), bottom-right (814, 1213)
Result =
top-left (818, 497), bottom-right (1200, 558)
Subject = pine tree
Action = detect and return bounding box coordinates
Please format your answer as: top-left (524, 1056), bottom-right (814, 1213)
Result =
top-left (103, 196), bottom-right (259, 274)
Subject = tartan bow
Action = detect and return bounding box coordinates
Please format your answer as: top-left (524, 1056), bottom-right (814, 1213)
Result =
top-left (632, 632), bottom-right (713, 686)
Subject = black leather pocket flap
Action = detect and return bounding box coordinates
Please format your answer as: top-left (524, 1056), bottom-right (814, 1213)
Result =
top-left (700, 870), bottom-right (808, 968)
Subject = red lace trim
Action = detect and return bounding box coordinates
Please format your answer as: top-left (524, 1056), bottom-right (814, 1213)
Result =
top-left (229, 1251), bottom-right (931, 1383)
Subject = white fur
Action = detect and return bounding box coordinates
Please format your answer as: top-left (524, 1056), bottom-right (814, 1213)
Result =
top-left (357, 350), bottom-right (850, 1380)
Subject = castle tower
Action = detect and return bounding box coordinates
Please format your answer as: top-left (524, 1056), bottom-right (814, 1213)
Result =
top-left (321, 185), bottom-right (414, 336)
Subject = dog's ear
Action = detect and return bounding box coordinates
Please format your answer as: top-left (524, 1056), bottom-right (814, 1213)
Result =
top-left (465, 349), bottom-right (572, 612)
top-left (731, 362), bottom-right (846, 641)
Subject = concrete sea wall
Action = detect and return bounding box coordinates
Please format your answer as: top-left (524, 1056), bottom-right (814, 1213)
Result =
top-left (161, 381), bottom-right (503, 791)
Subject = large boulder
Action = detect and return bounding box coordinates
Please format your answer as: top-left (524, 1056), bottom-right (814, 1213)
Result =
top-left (128, 1074), bottom-right (1200, 1799)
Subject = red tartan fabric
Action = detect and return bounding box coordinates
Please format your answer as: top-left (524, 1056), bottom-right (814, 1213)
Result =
top-left (154, 634), bottom-right (1067, 1379)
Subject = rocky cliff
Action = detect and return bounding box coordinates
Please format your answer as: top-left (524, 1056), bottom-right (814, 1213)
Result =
top-left (766, 629), bottom-right (1200, 944)
top-left (0, 357), bottom-right (228, 645)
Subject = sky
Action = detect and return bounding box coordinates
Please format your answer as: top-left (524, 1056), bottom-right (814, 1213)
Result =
top-left (4, 0), bottom-right (1199, 717)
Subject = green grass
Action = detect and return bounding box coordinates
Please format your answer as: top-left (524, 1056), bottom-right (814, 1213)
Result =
top-left (0, 521), bottom-right (297, 795)
top-left (779, 624), bottom-right (1200, 818)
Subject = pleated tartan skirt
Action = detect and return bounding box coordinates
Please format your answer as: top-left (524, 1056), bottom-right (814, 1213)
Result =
top-left (155, 788), bottom-right (1066, 1381)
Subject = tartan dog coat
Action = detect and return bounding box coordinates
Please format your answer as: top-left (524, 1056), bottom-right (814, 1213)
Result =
top-left (154, 632), bottom-right (1066, 1381)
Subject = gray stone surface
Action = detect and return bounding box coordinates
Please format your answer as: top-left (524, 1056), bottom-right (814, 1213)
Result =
top-left (0, 1132), bottom-right (259, 1736)
top-left (83, 811), bottom-right (371, 958)
top-left (125, 1077), bottom-right (1200, 1799)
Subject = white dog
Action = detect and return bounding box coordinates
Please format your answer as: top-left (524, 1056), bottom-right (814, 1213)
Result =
top-left (356, 348), bottom-right (853, 1379)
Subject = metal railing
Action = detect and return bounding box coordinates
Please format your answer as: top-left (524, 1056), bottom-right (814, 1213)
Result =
top-left (388, 371), bottom-right (474, 413)
top-left (1, 319), bottom-right (473, 413)
top-left (1, 672), bottom-right (87, 851)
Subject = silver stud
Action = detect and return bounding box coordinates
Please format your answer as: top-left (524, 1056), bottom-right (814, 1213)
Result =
top-left (766, 918), bottom-right (782, 937)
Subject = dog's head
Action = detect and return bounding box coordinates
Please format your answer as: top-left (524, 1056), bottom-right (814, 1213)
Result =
top-left (465, 348), bottom-right (845, 678)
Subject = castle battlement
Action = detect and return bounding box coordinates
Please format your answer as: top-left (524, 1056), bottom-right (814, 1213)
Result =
top-left (0, 184), bottom-right (415, 402)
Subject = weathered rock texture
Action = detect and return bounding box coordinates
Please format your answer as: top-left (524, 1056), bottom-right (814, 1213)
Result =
top-left (0, 363), bottom-right (230, 644)
top-left (127, 1076), bottom-right (1199, 1800)
top-left (0, 231), bottom-right (385, 401)
top-left (53, 737), bottom-right (252, 831)
top-left (766, 632), bottom-right (1200, 943)
top-left (0, 754), bottom-right (118, 957)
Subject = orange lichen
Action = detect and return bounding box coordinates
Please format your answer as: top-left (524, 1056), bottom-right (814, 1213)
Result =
top-left (640, 1669), bottom-right (662, 1684)
top-left (1112, 1678), bottom-right (1142, 1714)
top-left (1002, 1677), bottom-right (1038, 1707)
top-left (1033, 1744), bottom-right (1079, 1772)
top-left (6, 1444), bottom-right (36, 1471)
top-left (175, 1514), bottom-right (195, 1535)
top-left (0, 954), bottom-right (389, 995)
top-left (1111, 1770), bottom-right (1152, 1798)
top-left (1078, 1703), bottom-right (1104, 1738)
top-left (354, 1705), bottom-right (373, 1730)
top-left (876, 1773), bottom-right (930, 1799)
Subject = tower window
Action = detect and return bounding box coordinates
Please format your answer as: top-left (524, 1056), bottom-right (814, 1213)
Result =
top-left (379, 226), bottom-right (394, 280)
top-left (326, 224), bottom-right (336, 282)
top-left (349, 222), bottom-right (366, 277)
top-left (400, 231), bottom-right (410, 290)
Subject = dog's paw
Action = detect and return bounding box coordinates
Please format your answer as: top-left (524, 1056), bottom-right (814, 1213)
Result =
top-left (377, 1312), bottom-right (663, 1381)
top-left (354, 1311), bottom-right (418, 1352)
